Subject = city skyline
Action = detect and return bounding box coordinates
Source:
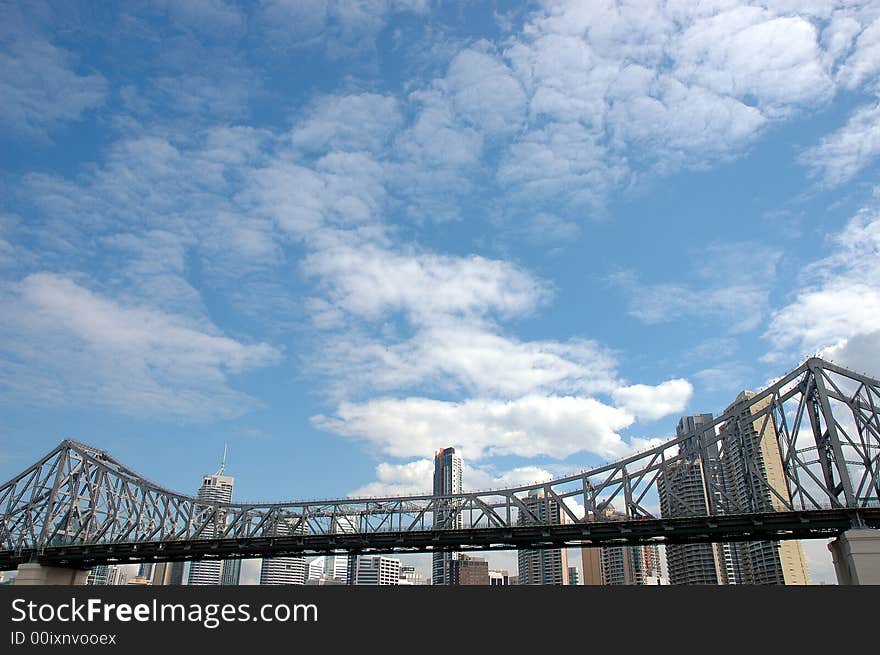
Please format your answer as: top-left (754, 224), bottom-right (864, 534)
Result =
top-left (3, 2), bottom-right (880, 587)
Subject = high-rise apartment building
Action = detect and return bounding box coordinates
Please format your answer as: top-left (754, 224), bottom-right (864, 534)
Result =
top-left (720, 391), bottom-right (809, 585)
top-left (567, 566), bottom-right (580, 585)
top-left (658, 414), bottom-right (728, 585)
top-left (432, 447), bottom-right (462, 585)
top-left (260, 518), bottom-right (307, 585)
top-left (220, 559), bottom-right (241, 585)
top-left (87, 564), bottom-right (125, 586)
top-left (449, 554), bottom-right (490, 585)
top-left (151, 561), bottom-right (185, 586)
top-left (581, 506), bottom-right (664, 585)
top-left (188, 448), bottom-right (235, 586)
top-left (351, 556), bottom-right (401, 585)
top-left (517, 489), bottom-right (569, 585)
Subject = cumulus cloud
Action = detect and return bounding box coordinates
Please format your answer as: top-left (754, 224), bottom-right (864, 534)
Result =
top-left (0, 273), bottom-right (281, 419)
top-left (313, 326), bottom-right (618, 399)
top-left (347, 459), bottom-right (555, 497)
top-left (301, 240), bottom-right (549, 325)
top-left (443, 47), bottom-right (527, 137)
top-left (765, 201), bottom-right (880, 374)
top-left (312, 394), bottom-right (638, 461)
top-left (612, 379), bottom-right (693, 422)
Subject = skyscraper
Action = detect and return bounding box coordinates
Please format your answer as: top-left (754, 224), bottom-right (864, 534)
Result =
top-left (432, 447), bottom-right (462, 585)
top-left (581, 506), bottom-right (664, 585)
top-left (220, 559), bottom-right (241, 585)
top-left (151, 561), bottom-right (185, 586)
top-left (517, 489), bottom-right (569, 585)
top-left (719, 391), bottom-right (809, 585)
top-left (325, 515), bottom-right (356, 583)
top-left (188, 447), bottom-right (235, 586)
top-left (658, 414), bottom-right (728, 585)
top-left (259, 516), bottom-right (307, 585)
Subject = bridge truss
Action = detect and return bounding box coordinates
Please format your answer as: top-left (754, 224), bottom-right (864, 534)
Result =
top-left (1, 357), bottom-right (879, 569)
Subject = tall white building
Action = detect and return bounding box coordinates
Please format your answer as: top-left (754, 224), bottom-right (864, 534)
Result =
top-left (188, 448), bottom-right (235, 586)
top-left (260, 517), bottom-right (307, 585)
top-left (352, 556), bottom-right (401, 586)
top-left (432, 447), bottom-right (462, 585)
top-left (325, 515), bottom-right (357, 583)
top-left (517, 489), bottom-right (569, 585)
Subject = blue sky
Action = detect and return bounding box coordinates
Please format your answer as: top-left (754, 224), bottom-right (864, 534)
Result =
top-left (2, 1), bottom-right (880, 583)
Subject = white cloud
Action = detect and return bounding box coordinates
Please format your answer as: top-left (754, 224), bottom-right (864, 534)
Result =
top-left (347, 458), bottom-right (555, 497)
top-left (314, 325), bottom-right (619, 398)
top-left (673, 9), bottom-right (833, 116)
top-left (801, 100), bottom-right (880, 186)
top-left (301, 240), bottom-right (549, 325)
top-left (0, 273), bottom-right (281, 419)
top-left (443, 47), bottom-right (527, 137)
top-left (612, 241), bottom-right (780, 333)
top-left (291, 93), bottom-right (403, 153)
top-left (312, 394), bottom-right (638, 461)
top-left (765, 202), bottom-right (880, 374)
top-left (837, 17), bottom-right (880, 90)
top-left (0, 33), bottom-right (106, 138)
top-left (612, 378), bottom-right (693, 422)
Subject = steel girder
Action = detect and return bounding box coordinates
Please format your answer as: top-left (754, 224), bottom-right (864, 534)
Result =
top-left (1, 357), bottom-right (879, 567)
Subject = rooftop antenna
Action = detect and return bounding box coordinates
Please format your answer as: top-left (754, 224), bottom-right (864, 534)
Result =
top-left (217, 444), bottom-right (227, 476)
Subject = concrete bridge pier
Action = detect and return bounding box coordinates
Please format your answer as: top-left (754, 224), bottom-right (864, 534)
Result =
top-left (13, 563), bottom-right (89, 585)
top-left (829, 529), bottom-right (880, 585)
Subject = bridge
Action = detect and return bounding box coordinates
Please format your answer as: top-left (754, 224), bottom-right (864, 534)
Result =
top-left (2, 357), bottom-right (880, 584)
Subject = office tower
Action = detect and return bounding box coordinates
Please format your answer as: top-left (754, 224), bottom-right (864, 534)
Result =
top-left (151, 561), bottom-right (185, 586)
top-left (351, 556), bottom-right (401, 585)
top-left (488, 570), bottom-right (510, 586)
top-left (221, 559), bottom-right (241, 585)
top-left (567, 566), bottom-right (580, 585)
top-left (658, 414), bottom-right (728, 585)
top-left (137, 563), bottom-right (154, 580)
top-left (432, 447), bottom-right (462, 585)
top-left (260, 518), bottom-right (307, 585)
top-left (325, 515), bottom-right (356, 583)
top-left (449, 554), bottom-right (490, 585)
top-left (720, 391), bottom-right (809, 585)
top-left (581, 506), bottom-right (664, 585)
top-left (517, 489), bottom-right (569, 585)
top-left (188, 447), bottom-right (235, 586)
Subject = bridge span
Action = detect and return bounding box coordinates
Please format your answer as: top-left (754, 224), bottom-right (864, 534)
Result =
top-left (2, 357), bottom-right (879, 583)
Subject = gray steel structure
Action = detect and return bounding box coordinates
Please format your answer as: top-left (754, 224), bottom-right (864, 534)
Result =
top-left (1, 358), bottom-right (879, 571)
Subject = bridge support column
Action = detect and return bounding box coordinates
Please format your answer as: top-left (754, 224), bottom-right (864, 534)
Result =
top-left (13, 563), bottom-right (89, 586)
top-left (828, 529), bottom-right (880, 585)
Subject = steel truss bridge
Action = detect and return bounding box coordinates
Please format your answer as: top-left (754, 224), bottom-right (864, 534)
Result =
top-left (1, 357), bottom-right (879, 571)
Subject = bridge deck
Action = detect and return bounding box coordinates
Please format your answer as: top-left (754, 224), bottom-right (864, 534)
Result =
top-left (3, 508), bottom-right (877, 570)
